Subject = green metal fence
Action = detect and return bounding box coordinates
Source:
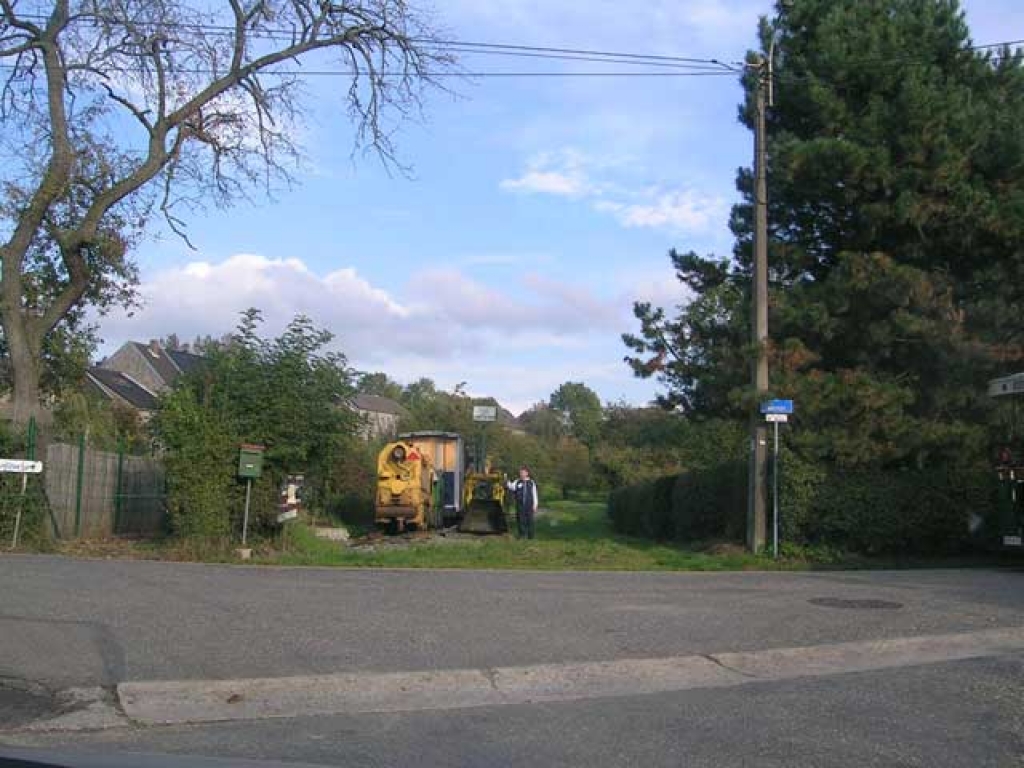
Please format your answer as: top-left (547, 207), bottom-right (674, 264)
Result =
top-left (44, 436), bottom-right (167, 539)
top-left (1, 418), bottom-right (167, 544)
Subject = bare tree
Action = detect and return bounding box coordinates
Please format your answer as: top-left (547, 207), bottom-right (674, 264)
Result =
top-left (0, 1), bottom-right (453, 423)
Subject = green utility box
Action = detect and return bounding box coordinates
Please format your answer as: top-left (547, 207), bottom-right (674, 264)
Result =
top-left (238, 444), bottom-right (265, 479)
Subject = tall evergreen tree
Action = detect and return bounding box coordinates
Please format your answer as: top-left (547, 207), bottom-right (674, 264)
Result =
top-left (625, 0), bottom-right (1024, 468)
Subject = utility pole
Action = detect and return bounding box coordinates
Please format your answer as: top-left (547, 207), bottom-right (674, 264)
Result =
top-left (747, 54), bottom-right (770, 553)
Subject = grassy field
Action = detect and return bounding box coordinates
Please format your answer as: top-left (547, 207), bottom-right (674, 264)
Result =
top-left (269, 499), bottom-right (778, 571)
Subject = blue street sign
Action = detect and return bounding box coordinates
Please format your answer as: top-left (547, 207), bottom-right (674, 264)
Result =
top-left (760, 399), bottom-right (794, 415)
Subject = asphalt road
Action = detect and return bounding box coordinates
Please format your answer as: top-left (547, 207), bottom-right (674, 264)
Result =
top-left (2, 555), bottom-right (1024, 766)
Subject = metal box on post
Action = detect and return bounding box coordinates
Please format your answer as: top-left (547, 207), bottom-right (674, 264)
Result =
top-left (238, 444), bottom-right (265, 479)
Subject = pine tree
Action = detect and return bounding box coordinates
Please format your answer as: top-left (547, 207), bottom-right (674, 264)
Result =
top-left (625, 0), bottom-right (1024, 468)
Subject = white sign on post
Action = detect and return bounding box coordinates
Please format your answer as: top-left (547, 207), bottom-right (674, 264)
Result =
top-left (0, 459), bottom-right (42, 474)
top-left (765, 413), bottom-right (788, 423)
top-left (472, 405), bottom-right (498, 422)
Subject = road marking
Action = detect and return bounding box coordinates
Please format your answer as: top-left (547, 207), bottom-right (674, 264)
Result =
top-left (115, 626), bottom-right (1024, 726)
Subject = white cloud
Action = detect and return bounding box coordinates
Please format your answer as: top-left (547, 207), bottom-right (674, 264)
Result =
top-left (595, 190), bottom-right (728, 233)
top-left (94, 251), bottom-right (676, 411)
top-left (501, 148), bottom-right (727, 234)
top-left (499, 148), bottom-right (599, 198)
top-left (99, 252), bottom-right (621, 367)
top-left (500, 170), bottom-right (586, 197)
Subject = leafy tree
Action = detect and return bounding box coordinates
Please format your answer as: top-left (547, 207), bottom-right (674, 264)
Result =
top-left (552, 438), bottom-right (592, 499)
top-left (0, 1), bottom-right (453, 423)
top-left (625, 0), bottom-right (1024, 469)
top-left (153, 310), bottom-right (360, 537)
top-left (357, 372), bottom-right (405, 402)
top-left (519, 402), bottom-right (568, 441)
top-left (52, 392), bottom-right (150, 453)
top-left (549, 382), bottom-right (603, 447)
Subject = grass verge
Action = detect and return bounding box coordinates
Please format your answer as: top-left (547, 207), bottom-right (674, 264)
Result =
top-left (37, 499), bottom-right (1016, 572)
top-left (269, 499), bottom-right (784, 571)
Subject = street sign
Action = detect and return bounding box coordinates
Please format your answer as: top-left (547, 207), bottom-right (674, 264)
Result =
top-left (760, 399), bottom-right (794, 415)
top-left (989, 372), bottom-right (1024, 398)
top-left (472, 405), bottom-right (498, 422)
top-left (277, 509), bottom-right (298, 524)
top-left (765, 413), bottom-right (788, 423)
top-left (0, 459), bottom-right (42, 474)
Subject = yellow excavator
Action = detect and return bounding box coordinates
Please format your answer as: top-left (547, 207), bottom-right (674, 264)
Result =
top-left (459, 467), bottom-right (509, 534)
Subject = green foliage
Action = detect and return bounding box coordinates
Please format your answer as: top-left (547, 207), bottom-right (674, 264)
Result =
top-left (616, 0), bottom-right (1021, 557)
top-left (608, 461), bottom-right (746, 545)
top-left (156, 385), bottom-right (237, 538)
top-left (552, 438), bottom-right (593, 499)
top-left (624, 0), bottom-right (1024, 470)
top-left (357, 371), bottom-right (404, 402)
top-left (52, 393), bottom-right (150, 453)
top-left (0, 419), bottom-right (52, 548)
top-left (153, 310), bottom-right (360, 539)
top-left (519, 403), bottom-right (567, 441)
top-left (610, 447), bottom-right (997, 556)
top-left (549, 382), bottom-right (602, 447)
top-left (671, 462), bottom-right (748, 542)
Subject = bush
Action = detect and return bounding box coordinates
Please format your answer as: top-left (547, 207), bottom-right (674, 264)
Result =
top-left (671, 461), bottom-right (747, 542)
top-left (609, 452), bottom-right (998, 556)
top-left (802, 466), bottom-right (994, 556)
top-left (327, 492), bottom-right (375, 528)
top-left (608, 481), bottom-right (657, 537)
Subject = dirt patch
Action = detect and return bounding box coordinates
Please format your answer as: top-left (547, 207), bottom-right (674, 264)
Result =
top-left (347, 528), bottom-right (498, 552)
top-left (55, 537), bottom-right (150, 560)
top-left (703, 542), bottom-right (749, 558)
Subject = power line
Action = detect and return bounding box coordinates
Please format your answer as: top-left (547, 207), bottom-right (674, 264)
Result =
top-left (442, 48), bottom-right (730, 71)
top-left (3, 12), bottom-right (732, 70)
top-left (0, 62), bottom-right (737, 77)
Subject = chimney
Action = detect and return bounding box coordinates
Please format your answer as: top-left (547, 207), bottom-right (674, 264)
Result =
top-left (148, 339), bottom-right (160, 357)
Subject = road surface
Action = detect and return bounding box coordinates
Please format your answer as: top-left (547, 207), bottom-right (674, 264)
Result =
top-left (1, 555), bottom-right (1022, 766)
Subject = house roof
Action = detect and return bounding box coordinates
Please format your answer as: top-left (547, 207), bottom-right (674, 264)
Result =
top-left (167, 348), bottom-right (205, 375)
top-left (87, 368), bottom-right (159, 411)
top-left (353, 393), bottom-right (408, 416)
top-left (132, 341), bottom-right (182, 387)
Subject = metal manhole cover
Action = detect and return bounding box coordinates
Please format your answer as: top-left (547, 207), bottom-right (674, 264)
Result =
top-left (808, 597), bottom-right (903, 610)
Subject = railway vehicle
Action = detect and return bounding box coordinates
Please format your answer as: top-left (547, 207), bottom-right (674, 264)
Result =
top-left (374, 439), bottom-right (437, 532)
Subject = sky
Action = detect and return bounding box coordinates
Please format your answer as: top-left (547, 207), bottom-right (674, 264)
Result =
top-left (94, 0), bottom-right (1024, 415)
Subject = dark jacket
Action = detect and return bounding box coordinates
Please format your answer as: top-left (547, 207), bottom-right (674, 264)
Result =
top-left (509, 478), bottom-right (538, 514)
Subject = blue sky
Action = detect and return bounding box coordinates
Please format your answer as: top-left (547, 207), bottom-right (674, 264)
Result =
top-left (98, 0), bottom-right (1024, 414)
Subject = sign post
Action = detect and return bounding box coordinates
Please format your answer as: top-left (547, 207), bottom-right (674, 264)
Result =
top-left (760, 401), bottom-right (794, 559)
top-left (472, 405), bottom-right (498, 474)
top-left (237, 445), bottom-right (265, 551)
top-left (2, 459), bottom-right (43, 549)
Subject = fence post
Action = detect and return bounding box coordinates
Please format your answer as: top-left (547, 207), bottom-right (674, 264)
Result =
top-left (114, 437), bottom-right (125, 535)
top-left (27, 416), bottom-right (36, 460)
top-left (74, 432), bottom-right (86, 538)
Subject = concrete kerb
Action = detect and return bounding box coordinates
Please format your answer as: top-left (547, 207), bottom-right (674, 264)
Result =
top-left (113, 626), bottom-right (1024, 727)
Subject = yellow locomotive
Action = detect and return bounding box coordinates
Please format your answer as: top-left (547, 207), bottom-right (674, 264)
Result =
top-left (374, 440), bottom-right (437, 532)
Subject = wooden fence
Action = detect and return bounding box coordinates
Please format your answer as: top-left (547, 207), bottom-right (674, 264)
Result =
top-left (45, 441), bottom-right (166, 539)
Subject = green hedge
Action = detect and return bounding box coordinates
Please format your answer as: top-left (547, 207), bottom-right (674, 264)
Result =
top-left (608, 461), bottom-right (746, 544)
top-left (609, 455), bottom-right (997, 556)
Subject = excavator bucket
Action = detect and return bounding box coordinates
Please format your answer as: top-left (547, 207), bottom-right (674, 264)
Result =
top-left (459, 473), bottom-right (509, 534)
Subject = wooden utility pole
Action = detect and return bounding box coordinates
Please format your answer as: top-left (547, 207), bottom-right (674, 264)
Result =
top-left (747, 55), bottom-right (770, 553)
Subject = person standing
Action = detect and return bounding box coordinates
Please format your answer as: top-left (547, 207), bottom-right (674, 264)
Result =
top-left (507, 466), bottom-right (539, 540)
